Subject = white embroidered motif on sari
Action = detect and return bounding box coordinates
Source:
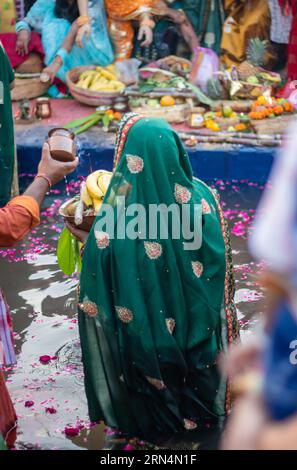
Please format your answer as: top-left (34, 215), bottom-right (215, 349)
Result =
top-left (144, 242), bottom-right (163, 260)
top-left (115, 306), bottom-right (133, 323)
top-left (174, 184), bottom-right (192, 204)
top-left (126, 155), bottom-right (144, 174)
top-left (192, 261), bottom-right (204, 278)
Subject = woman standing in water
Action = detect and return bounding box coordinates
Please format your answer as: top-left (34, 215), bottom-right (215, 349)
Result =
top-left (68, 115), bottom-right (238, 444)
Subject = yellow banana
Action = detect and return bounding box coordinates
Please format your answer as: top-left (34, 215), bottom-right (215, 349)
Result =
top-left (80, 71), bottom-right (96, 81)
top-left (81, 75), bottom-right (93, 89)
top-left (98, 172), bottom-right (112, 194)
top-left (100, 69), bottom-right (117, 81)
top-left (106, 64), bottom-right (116, 74)
top-left (92, 198), bottom-right (102, 214)
top-left (86, 171), bottom-right (104, 199)
top-left (109, 80), bottom-right (125, 91)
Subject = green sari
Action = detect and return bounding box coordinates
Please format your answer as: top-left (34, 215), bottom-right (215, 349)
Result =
top-left (182, 0), bottom-right (225, 54)
top-left (78, 115), bottom-right (238, 439)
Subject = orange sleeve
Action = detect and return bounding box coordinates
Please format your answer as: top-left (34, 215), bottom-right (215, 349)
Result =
top-left (0, 196), bottom-right (40, 248)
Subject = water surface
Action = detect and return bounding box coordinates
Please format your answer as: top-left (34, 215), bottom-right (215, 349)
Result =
top-left (0, 180), bottom-right (267, 449)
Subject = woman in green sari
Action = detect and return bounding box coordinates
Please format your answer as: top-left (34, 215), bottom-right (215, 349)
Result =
top-left (77, 114), bottom-right (238, 441)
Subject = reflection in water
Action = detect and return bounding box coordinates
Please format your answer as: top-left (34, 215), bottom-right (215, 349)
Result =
top-left (0, 181), bottom-right (267, 449)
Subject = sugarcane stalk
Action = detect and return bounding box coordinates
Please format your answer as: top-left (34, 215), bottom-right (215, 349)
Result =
top-left (73, 115), bottom-right (103, 135)
top-left (64, 110), bottom-right (105, 130)
top-left (179, 132), bottom-right (280, 147)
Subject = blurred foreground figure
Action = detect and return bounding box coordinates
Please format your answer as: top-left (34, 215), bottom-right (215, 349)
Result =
top-left (222, 123), bottom-right (297, 450)
top-left (0, 144), bottom-right (78, 448)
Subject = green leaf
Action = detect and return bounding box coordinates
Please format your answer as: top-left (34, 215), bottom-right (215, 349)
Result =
top-left (57, 227), bottom-right (76, 275)
top-left (187, 82), bottom-right (214, 106)
top-left (102, 114), bottom-right (110, 129)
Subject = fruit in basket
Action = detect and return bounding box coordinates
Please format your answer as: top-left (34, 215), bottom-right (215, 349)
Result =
top-left (61, 170), bottom-right (112, 223)
top-left (246, 75), bottom-right (260, 85)
top-left (57, 171), bottom-right (113, 276)
top-left (86, 169), bottom-right (112, 204)
top-left (222, 106), bottom-right (233, 118)
top-left (205, 119), bottom-right (220, 132)
top-left (76, 67), bottom-right (125, 92)
top-left (235, 123), bottom-right (247, 131)
top-left (160, 96), bottom-right (176, 107)
top-left (204, 111), bottom-right (216, 121)
top-left (147, 99), bottom-right (160, 108)
top-left (258, 71), bottom-right (281, 84)
top-left (273, 105), bottom-right (284, 115)
top-left (81, 183), bottom-right (93, 207)
top-left (257, 95), bottom-right (267, 106)
top-left (284, 101), bottom-right (295, 113)
top-left (238, 38), bottom-right (268, 81)
top-left (249, 95), bottom-right (295, 120)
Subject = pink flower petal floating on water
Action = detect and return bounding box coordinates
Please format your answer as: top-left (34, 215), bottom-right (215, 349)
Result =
top-left (39, 355), bottom-right (51, 364)
top-left (24, 400), bottom-right (34, 408)
top-left (45, 407), bottom-right (57, 414)
top-left (123, 444), bottom-right (135, 451)
top-left (64, 426), bottom-right (80, 438)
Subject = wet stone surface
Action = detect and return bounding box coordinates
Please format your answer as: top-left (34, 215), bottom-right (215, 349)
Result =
top-left (0, 180), bottom-right (267, 450)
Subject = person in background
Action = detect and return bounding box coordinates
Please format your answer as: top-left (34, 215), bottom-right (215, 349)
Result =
top-left (0, 41), bottom-right (15, 209)
top-left (221, 0), bottom-right (272, 68)
top-left (15, 0), bottom-right (113, 87)
top-left (141, 1), bottom-right (199, 59)
top-left (268, 0), bottom-right (292, 76)
top-left (0, 143), bottom-right (78, 448)
top-left (182, 0), bottom-right (225, 55)
top-left (278, 1), bottom-right (297, 82)
top-left (77, 0), bottom-right (198, 62)
top-left (221, 123), bottom-right (297, 450)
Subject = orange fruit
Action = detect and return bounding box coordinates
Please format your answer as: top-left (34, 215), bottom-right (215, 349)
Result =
top-left (160, 96), bottom-right (176, 107)
top-left (113, 112), bottom-right (122, 121)
top-left (257, 96), bottom-right (267, 106)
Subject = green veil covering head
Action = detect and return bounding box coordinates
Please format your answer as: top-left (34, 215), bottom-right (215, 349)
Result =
top-left (79, 115), bottom-right (238, 438)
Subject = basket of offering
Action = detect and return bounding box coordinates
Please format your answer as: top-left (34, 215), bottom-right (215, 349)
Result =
top-left (248, 96), bottom-right (297, 135)
top-left (59, 197), bottom-right (96, 232)
top-left (59, 170), bottom-right (112, 232)
top-left (66, 65), bottom-right (126, 107)
top-left (11, 73), bottom-right (50, 101)
top-left (129, 95), bottom-right (191, 123)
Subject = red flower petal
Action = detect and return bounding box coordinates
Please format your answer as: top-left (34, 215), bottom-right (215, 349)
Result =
top-left (39, 355), bottom-right (51, 364)
top-left (64, 426), bottom-right (80, 437)
top-left (45, 407), bottom-right (57, 414)
top-left (123, 444), bottom-right (135, 451)
top-left (24, 400), bottom-right (34, 408)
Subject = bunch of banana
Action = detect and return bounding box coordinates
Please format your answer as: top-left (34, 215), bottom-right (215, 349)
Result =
top-left (85, 170), bottom-right (112, 214)
top-left (76, 65), bottom-right (125, 93)
top-left (76, 70), bottom-right (97, 90)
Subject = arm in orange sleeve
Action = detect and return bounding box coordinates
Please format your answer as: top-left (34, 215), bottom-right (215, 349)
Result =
top-left (0, 196), bottom-right (40, 248)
